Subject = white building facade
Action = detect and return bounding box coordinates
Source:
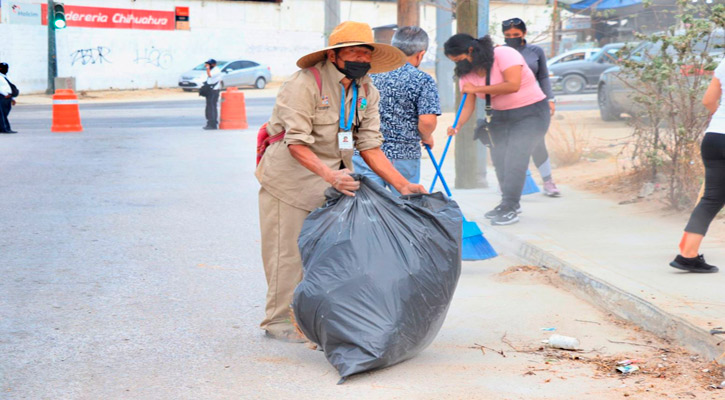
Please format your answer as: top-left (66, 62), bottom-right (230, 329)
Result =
top-left (0, 0), bottom-right (551, 93)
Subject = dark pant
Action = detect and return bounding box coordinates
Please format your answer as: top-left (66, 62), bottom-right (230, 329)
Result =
top-left (684, 132), bottom-right (725, 235)
top-left (485, 99), bottom-right (551, 209)
top-left (531, 140), bottom-right (549, 169)
top-left (205, 90), bottom-right (220, 127)
top-left (0, 97), bottom-right (12, 132)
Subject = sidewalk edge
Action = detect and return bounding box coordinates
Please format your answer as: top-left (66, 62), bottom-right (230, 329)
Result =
top-left (482, 224), bottom-right (725, 363)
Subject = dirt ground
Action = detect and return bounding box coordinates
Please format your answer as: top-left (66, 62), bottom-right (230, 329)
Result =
top-left (492, 266), bottom-right (725, 400)
top-left (548, 110), bottom-right (637, 199)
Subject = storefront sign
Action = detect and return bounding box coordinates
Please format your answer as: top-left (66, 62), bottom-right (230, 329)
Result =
top-left (40, 4), bottom-right (175, 30)
top-left (6, 2), bottom-right (42, 25)
top-left (175, 6), bottom-right (189, 31)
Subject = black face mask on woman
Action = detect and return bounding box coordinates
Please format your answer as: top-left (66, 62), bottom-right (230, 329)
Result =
top-left (335, 61), bottom-right (371, 80)
top-left (455, 59), bottom-right (474, 77)
top-left (505, 37), bottom-right (524, 49)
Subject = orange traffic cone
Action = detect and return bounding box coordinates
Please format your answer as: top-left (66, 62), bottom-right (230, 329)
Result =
top-left (219, 87), bottom-right (248, 130)
top-left (51, 89), bottom-right (83, 132)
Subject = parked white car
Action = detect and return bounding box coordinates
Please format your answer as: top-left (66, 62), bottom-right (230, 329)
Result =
top-left (178, 60), bottom-right (272, 91)
top-left (547, 48), bottom-right (601, 68)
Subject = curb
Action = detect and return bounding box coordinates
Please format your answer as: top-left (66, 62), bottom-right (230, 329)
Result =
top-left (481, 222), bottom-right (724, 363)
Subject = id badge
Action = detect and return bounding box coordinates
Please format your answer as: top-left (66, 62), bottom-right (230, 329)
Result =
top-left (338, 130), bottom-right (353, 150)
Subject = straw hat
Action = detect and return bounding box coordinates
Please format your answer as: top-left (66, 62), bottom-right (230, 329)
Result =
top-left (296, 21), bottom-right (406, 74)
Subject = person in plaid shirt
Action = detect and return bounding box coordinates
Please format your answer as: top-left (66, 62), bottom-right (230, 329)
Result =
top-left (353, 26), bottom-right (441, 195)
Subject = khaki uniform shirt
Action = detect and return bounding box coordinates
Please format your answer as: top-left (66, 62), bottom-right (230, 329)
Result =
top-left (255, 60), bottom-right (383, 212)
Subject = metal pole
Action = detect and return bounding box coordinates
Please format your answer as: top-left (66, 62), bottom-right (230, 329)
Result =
top-left (46, 0), bottom-right (57, 94)
top-left (454, 0), bottom-right (479, 189)
top-left (397, 0), bottom-right (420, 28)
top-left (324, 0), bottom-right (340, 38)
top-left (551, 0), bottom-right (558, 57)
top-left (435, 0), bottom-right (454, 112)
top-left (475, 0), bottom-right (490, 187)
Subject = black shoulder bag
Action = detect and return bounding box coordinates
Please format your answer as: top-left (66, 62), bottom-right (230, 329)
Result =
top-left (5, 77), bottom-right (19, 98)
top-left (474, 67), bottom-right (494, 147)
top-left (199, 82), bottom-right (212, 98)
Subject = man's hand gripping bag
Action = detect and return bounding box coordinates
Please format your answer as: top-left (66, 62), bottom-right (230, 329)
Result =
top-left (293, 175), bottom-right (462, 381)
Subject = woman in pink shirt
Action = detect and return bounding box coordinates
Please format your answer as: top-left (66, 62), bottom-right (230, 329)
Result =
top-left (444, 34), bottom-right (551, 225)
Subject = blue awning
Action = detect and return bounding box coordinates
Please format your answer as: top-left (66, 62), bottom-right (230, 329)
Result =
top-left (567, 0), bottom-right (642, 10)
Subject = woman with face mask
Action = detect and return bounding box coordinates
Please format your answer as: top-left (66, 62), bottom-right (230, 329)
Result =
top-left (502, 17), bottom-right (560, 197)
top-left (444, 34), bottom-right (551, 225)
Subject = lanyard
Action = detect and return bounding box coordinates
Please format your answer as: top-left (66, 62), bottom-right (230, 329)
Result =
top-left (339, 83), bottom-right (358, 131)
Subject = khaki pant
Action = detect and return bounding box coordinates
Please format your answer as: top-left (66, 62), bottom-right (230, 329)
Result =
top-left (258, 187), bottom-right (310, 331)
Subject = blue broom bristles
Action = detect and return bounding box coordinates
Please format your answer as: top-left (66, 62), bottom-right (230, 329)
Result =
top-left (522, 169), bottom-right (540, 195)
top-left (462, 218), bottom-right (497, 260)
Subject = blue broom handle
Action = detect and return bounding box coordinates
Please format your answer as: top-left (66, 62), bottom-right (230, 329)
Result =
top-left (428, 135), bottom-right (452, 193)
top-left (430, 93), bottom-right (467, 191)
top-left (425, 144), bottom-right (452, 198)
top-left (452, 93), bottom-right (467, 129)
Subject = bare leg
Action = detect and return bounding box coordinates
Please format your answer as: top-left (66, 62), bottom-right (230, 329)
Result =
top-left (679, 232), bottom-right (704, 258)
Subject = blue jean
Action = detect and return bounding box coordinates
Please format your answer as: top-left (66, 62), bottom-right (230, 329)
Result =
top-left (352, 154), bottom-right (421, 197)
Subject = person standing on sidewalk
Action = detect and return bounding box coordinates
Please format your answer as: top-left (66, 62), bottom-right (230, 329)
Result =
top-left (0, 62), bottom-right (18, 134)
top-left (203, 59), bottom-right (222, 130)
top-left (255, 21), bottom-right (427, 342)
top-left (352, 26), bottom-right (441, 193)
top-left (502, 18), bottom-right (560, 197)
top-left (670, 59), bottom-right (725, 273)
top-left (444, 34), bottom-right (551, 226)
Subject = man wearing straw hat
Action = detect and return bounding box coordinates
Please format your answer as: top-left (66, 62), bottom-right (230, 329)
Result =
top-left (255, 21), bottom-right (427, 342)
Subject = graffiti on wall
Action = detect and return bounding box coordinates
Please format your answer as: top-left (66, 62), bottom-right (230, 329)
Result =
top-left (134, 46), bottom-right (172, 69)
top-left (70, 46), bottom-right (112, 66)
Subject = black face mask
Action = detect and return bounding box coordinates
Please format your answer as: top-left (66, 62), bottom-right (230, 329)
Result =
top-left (505, 37), bottom-right (524, 49)
top-left (455, 59), bottom-right (474, 77)
top-left (335, 60), bottom-right (371, 80)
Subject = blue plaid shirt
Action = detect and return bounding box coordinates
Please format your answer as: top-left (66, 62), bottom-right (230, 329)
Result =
top-left (370, 63), bottom-right (441, 160)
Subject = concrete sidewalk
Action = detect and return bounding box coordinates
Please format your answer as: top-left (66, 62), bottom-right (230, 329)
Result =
top-left (419, 145), bottom-right (725, 363)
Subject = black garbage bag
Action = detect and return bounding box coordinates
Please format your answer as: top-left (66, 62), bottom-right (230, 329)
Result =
top-left (293, 175), bottom-right (462, 382)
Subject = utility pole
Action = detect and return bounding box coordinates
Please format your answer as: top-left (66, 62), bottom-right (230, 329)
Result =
top-left (476, 0), bottom-right (490, 187)
top-left (397, 0), bottom-right (420, 28)
top-left (551, 0), bottom-right (558, 57)
top-left (435, 0), bottom-right (454, 112)
top-left (455, 0), bottom-right (479, 189)
top-left (46, 0), bottom-right (57, 94)
top-left (324, 0), bottom-right (340, 38)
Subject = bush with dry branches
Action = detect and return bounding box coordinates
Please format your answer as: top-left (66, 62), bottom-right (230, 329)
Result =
top-left (614, 1), bottom-right (725, 209)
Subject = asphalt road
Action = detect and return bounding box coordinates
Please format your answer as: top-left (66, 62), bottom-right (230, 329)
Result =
top-left (9, 97), bottom-right (276, 130)
top-left (0, 96), bottom-right (659, 399)
top-left (8, 93), bottom-right (595, 133)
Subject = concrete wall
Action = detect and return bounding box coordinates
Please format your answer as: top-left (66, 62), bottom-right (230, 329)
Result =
top-left (0, 0), bottom-right (548, 93)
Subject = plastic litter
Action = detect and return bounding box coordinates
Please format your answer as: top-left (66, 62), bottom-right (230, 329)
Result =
top-left (541, 327), bottom-right (556, 332)
top-left (617, 365), bottom-right (640, 374)
top-left (293, 176), bottom-right (462, 382)
top-left (545, 334), bottom-right (580, 350)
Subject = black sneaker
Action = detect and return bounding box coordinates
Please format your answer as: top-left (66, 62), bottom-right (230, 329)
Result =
top-left (484, 205), bottom-right (504, 219)
top-left (491, 206), bottom-right (520, 225)
top-left (485, 204), bottom-right (522, 219)
top-left (203, 125), bottom-right (217, 130)
top-left (669, 254), bottom-right (719, 273)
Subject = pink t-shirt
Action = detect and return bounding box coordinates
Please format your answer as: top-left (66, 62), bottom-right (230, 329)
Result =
top-left (459, 46), bottom-right (546, 111)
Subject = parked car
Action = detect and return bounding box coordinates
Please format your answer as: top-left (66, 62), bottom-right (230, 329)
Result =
top-left (598, 31), bottom-right (725, 121)
top-left (178, 60), bottom-right (272, 91)
top-left (549, 43), bottom-right (626, 94)
top-left (547, 48), bottom-right (601, 68)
